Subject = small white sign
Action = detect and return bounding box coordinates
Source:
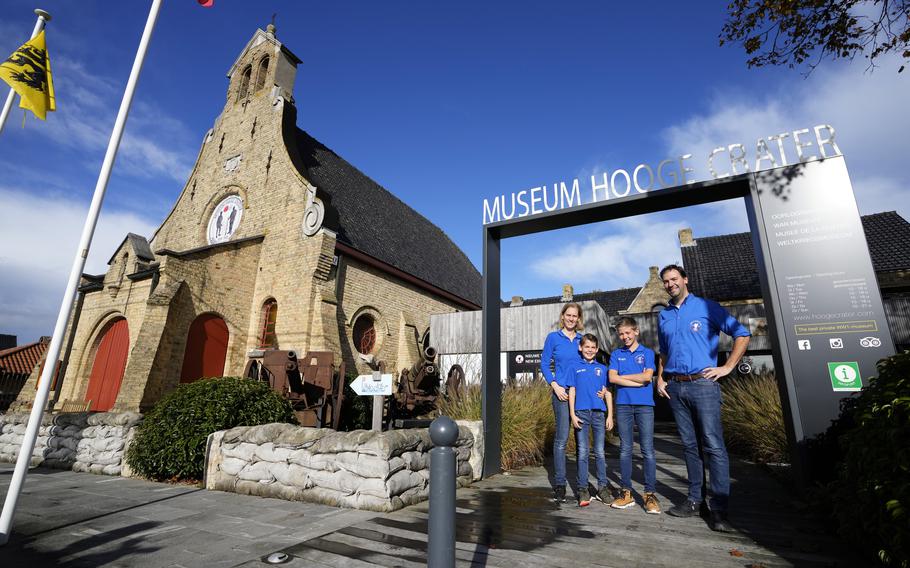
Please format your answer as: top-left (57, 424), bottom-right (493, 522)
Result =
top-left (350, 374), bottom-right (394, 396)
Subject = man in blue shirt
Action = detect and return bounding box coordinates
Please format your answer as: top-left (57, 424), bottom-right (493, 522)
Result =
top-left (656, 264), bottom-right (750, 532)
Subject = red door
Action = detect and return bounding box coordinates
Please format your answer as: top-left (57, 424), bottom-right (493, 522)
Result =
top-left (85, 318), bottom-right (130, 411)
top-left (180, 314), bottom-right (228, 383)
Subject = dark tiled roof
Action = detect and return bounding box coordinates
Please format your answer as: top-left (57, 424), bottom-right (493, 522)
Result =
top-left (515, 288), bottom-right (641, 317)
top-left (861, 211), bottom-right (910, 272)
top-left (107, 233), bottom-right (155, 265)
top-left (682, 212), bottom-right (910, 301)
top-left (0, 337), bottom-right (49, 375)
top-left (287, 126), bottom-right (481, 307)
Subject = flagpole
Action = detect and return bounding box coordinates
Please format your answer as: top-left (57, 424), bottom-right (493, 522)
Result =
top-left (0, 0), bottom-right (163, 546)
top-left (0, 9), bottom-right (51, 135)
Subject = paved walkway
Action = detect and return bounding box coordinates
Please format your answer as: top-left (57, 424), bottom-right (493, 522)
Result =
top-left (1, 428), bottom-right (858, 567)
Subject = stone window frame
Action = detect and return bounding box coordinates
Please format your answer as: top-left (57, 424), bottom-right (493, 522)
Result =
top-left (254, 55), bottom-right (269, 92)
top-left (258, 298), bottom-right (278, 349)
top-left (348, 306), bottom-right (385, 357)
top-left (237, 64), bottom-right (252, 101)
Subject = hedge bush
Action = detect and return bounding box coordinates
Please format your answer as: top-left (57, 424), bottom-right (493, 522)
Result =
top-left (720, 371), bottom-right (789, 463)
top-left (126, 377), bottom-right (297, 481)
top-left (824, 351), bottom-right (910, 567)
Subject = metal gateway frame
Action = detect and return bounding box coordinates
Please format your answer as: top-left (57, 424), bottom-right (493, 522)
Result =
top-left (480, 158), bottom-right (895, 481)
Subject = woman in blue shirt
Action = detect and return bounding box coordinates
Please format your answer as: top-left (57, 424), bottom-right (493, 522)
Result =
top-left (540, 302), bottom-right (583, 503)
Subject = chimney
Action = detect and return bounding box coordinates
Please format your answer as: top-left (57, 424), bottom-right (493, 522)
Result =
top-left (510, 295), bottom-right (524, 307)
top-left (679, 228), bottom-right (695, 247)
top-left (561, 284), bottom-right (574, 302)
top-left (649, 266), bottom-right (659, 280)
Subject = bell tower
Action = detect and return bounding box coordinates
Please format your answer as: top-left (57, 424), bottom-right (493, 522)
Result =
top-left (224, 21), bottom-right (301, 111)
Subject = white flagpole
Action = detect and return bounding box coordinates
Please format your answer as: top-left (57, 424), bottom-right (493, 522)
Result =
top-left (0, 9), bottom-right (52, 135)
top-left (0, 0), bottom-right (164, 546)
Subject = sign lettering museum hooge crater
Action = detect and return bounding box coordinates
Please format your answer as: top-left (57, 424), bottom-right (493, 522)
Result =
top-left (482, 124), bottom-right (841, 224)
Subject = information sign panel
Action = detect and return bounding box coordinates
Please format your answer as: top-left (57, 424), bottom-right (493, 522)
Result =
top-left (750, 157), bottom-right (896, 440)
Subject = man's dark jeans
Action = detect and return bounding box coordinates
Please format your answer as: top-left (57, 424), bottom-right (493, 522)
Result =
top-left (551, 393), bottom-right (570, 487)
top-left (615, 404), bottom-right (656, 493)
top-left (667, 378), bottom-right (730, 512)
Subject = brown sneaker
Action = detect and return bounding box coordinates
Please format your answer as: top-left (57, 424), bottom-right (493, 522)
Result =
top-left (610, 488), bottom-right (635, 509)
top-left (644, 492), bottom-right (661, 514)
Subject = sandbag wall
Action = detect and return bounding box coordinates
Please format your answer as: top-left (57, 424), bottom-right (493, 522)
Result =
top-left (205, 421), bottom-right (483, 512)
top-left (0, 411), bottom-right (142, 475)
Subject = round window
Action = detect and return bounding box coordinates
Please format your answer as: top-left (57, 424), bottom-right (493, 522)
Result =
top-left (206, 195), bottom-right (243, 244)
top-left (352, 314), bottom-right (376, 355)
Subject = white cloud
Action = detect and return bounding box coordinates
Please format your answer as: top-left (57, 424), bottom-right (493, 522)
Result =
top-left (528, 57), bottom-right (910, 295)
top-left (0, 187), bottom-right (157, 343)
top-left (530, 204), bottom-right (749, 290)
top-left (21, 56), bottom-right (196, 184)
top-left (662, 55), bottom-right (910, 219)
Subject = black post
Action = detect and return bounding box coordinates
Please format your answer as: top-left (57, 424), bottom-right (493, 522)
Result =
top-left (428, 416), bottom-right (458, 568)
top-left (481, 225), bottom-right (501, 477)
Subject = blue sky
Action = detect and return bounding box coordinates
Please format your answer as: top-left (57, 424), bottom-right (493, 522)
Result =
top-left (1, 1), bottom-right (908, 343)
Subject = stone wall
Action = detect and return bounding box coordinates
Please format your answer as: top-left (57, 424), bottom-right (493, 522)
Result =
top-left (0, 412), bottom-right (142, 476)
top-left (205, 421), bottom-right (482, 512)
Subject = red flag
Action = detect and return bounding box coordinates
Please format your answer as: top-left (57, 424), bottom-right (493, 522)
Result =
top-left (198, 0), bottom-right (214, 6)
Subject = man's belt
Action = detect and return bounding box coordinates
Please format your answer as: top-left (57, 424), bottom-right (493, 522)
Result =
top-left (666, 373), bottom-right (703, 382)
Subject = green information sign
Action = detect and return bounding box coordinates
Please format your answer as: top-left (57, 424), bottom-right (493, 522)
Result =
top-left (827, 361), bottom-right (862, 392)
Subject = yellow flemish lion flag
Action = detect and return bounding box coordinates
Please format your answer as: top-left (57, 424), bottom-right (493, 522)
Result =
top-left (0, 29), bottom-right (56, 121)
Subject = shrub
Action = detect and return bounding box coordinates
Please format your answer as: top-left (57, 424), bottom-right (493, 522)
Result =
top-left (438, 380), bottom-right (613, 471)
top-left (339, 372), bottom-right (372, 431)
top-left (126, 377), bottom-right (297, 481)
top-left (720, 371), bottom-right (789, 463)
top-left (825, 351), bottom-right (910, 567)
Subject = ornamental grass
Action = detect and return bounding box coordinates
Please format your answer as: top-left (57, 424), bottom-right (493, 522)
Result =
top-left (439, 379), bottom-right (613, 471)
top-left (720, 370), bottom-right (789, 464)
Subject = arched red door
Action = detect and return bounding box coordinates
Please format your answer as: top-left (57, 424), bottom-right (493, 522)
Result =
top-left (85, 318), bottom-right (130, 411)
top-left (180, 314), bottom-right (228, 383)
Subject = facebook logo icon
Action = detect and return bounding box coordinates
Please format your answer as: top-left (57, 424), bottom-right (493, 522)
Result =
top-left (797, 339), bottom-right (811, 350)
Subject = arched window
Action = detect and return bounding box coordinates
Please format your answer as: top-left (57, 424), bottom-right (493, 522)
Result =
top-left (353, 314), bottom-right (376, 355)
top-left (237, 65), bottom-right (252, 100)
top-left (259, 299), bottom-right (278, 348)
top-left (254, 56), bottom-right (269, 92)
top-left (651, 303), bottom-right (666, 313)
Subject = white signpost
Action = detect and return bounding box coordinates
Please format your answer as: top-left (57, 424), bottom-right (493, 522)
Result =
top-left (350, 371), bottom-right (394, 431)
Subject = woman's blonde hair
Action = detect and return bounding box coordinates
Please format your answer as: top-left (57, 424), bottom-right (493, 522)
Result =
top-left (557, 302), bottom-right (585, 331)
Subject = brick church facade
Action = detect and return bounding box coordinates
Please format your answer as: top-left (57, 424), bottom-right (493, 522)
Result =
top-left (14, 25), bottom-right (480, 413)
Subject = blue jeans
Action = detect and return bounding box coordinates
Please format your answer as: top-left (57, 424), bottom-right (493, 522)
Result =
top-left (615, 404), bottom-right (656, 493)
top-left (552, 393), bottom-right (570, 487)
top-left (574, 409), bottom-right (607, 489)
top-left (667, 378), bottom-right (730, 512)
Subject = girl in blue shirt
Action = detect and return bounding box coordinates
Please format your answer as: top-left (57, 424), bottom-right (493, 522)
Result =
top-left (540, 302), bottom-right (583, 503)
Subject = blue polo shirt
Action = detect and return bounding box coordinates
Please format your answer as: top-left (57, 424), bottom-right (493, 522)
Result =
top-left (658, 293), bottom-right (751, 375)
top-left (608, 344), bottom-right (656, 406)
top-left (540, 329), bottom-right (582, 388)
top-left (566, 359), bottom-right (608, 411)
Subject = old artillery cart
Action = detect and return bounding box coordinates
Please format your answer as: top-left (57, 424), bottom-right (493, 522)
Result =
top-left (243, 350), bottom-right (345, 428)
top-left (388, 346), bottom-right (464, 425)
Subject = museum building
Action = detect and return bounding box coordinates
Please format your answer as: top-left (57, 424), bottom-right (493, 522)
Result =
top-left (11, 24), bottom-right (481, 413)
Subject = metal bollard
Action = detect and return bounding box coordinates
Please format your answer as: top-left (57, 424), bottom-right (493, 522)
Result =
top-left (428, 416), bottom-right (458, 568)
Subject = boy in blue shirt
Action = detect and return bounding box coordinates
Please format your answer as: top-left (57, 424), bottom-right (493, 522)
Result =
top-left (568, 333), bottom-right (613, 506)
top-left (607, 317), bottom-right (660, 513)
